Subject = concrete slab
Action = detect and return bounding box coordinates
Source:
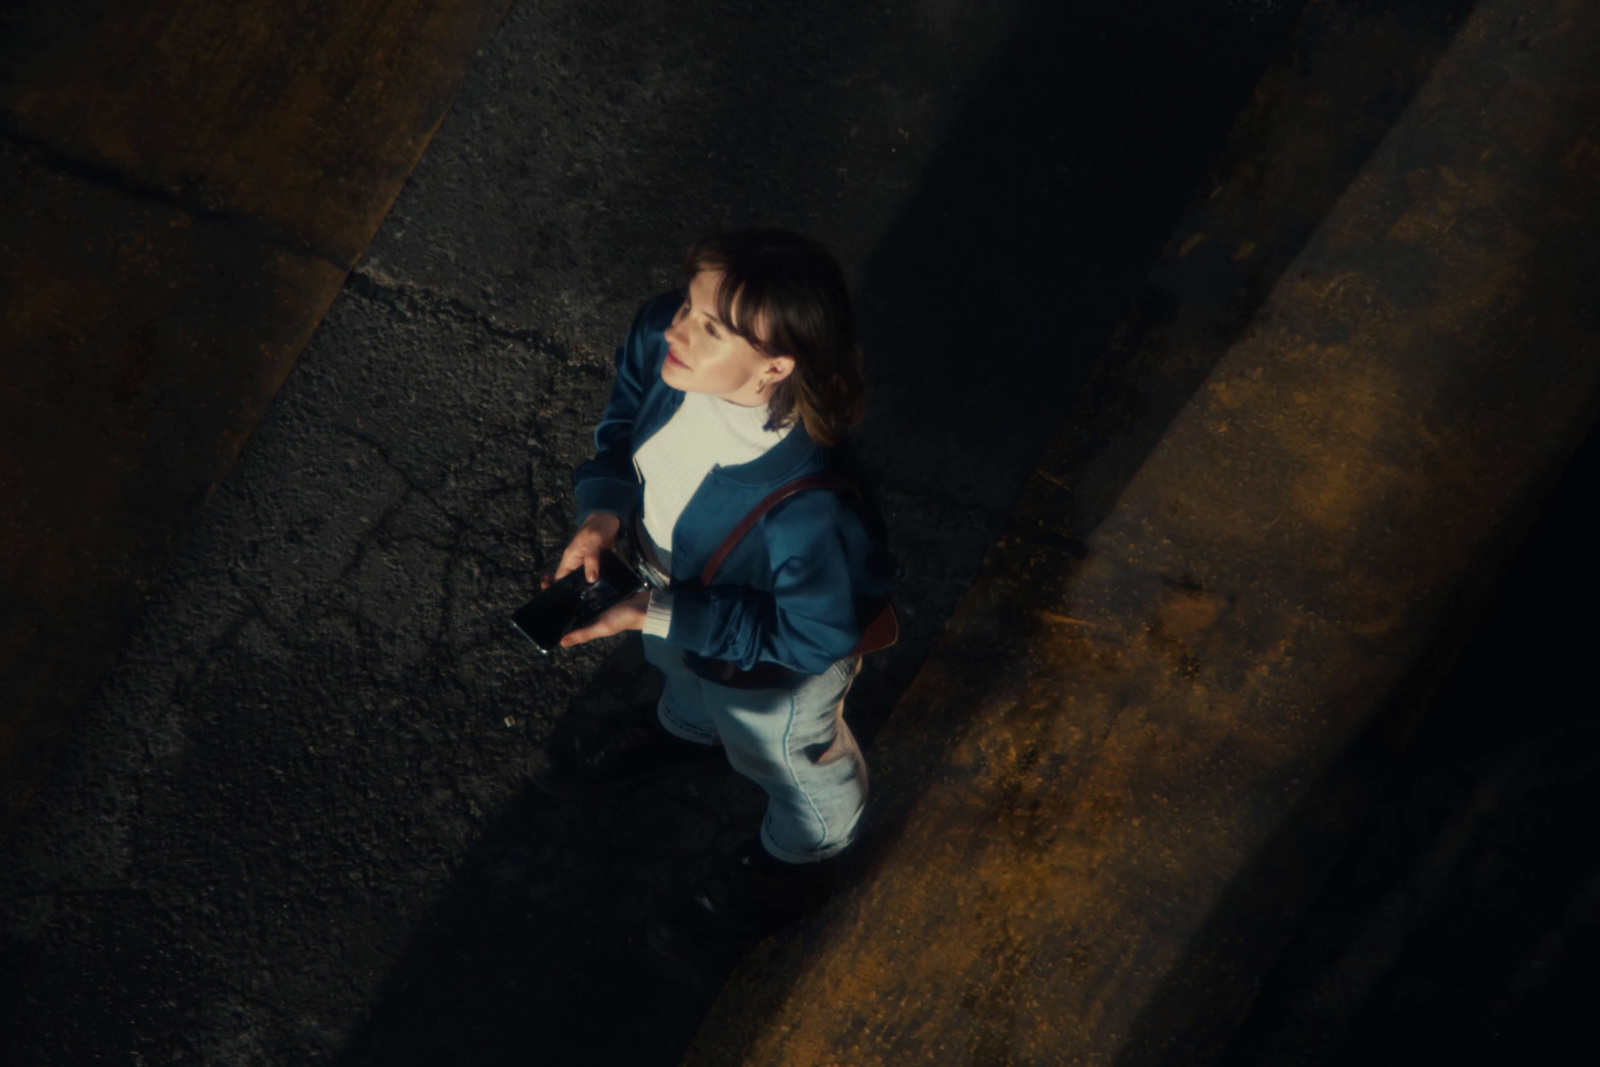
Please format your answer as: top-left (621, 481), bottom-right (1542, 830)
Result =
top-left (682, 0), bottom-right (1600, 1062)
top-left (0, 0), bottom-right (509, 837)
top-left (0, 0), bottom-right (509, 266)
top-left (1219, 420), bottom-right (1600, 1063)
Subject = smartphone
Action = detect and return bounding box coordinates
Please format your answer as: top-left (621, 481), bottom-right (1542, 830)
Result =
top-left (511, 549), bottom-right (645, 653)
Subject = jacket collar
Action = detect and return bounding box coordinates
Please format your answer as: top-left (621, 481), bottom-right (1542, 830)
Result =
top-left (713, 417), bottom-right (826, 487)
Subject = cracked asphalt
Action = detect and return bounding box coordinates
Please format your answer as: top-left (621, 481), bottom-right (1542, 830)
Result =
top-left (0, 1), bottom-right (1303, 1063)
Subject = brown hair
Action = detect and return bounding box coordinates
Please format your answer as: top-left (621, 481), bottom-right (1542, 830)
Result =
top-left (682, 229), bottom-right (866, 447)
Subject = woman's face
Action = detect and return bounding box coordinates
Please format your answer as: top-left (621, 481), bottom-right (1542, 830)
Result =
top-left (660, 269), bottom-right (793, 405)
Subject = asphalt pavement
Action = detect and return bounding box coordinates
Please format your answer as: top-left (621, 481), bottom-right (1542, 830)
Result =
top-left (1, 1), bottom-right (1311, 1063)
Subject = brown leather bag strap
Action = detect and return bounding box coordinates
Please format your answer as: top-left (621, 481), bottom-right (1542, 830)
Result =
top-left (700, 474), bottom-right (855, 585)
top-left (697, 472), bottom-right (900, 662)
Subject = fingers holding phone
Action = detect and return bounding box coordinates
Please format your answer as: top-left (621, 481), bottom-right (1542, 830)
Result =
top-left (514, 545), bottom-right (645, 654)
top-left (558, 590), bottom-right (650, 648)
top-left (548, 511), bottom-right (623, 587)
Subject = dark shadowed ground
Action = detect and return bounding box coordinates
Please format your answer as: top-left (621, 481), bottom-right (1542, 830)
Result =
top-left (5, 0), bottom-right (1595, 1064)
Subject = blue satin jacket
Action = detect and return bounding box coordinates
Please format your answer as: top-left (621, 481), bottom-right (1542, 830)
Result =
top-left (573, 291), bottom-right (898, 675)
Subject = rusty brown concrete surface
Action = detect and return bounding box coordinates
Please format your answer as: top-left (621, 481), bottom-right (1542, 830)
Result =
top-left (683, 0), bottom-right (1600, 1063)
top-left (0, 0), bottom-right (507, 267)
top-left (0, 0), bottom-right (509, 839)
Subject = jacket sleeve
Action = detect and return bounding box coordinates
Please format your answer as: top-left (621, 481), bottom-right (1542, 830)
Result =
top-left (572, 292), bottom-right (680, 525)
top-left (663, 490), bottom-right (892, 674)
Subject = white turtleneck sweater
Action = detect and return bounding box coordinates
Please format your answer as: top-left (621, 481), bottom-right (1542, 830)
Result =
top-left (634, 390), bottom-right (788, 638)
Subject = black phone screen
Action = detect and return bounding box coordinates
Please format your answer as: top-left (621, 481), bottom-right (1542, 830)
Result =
top-left (510, 549), bottom-right (645, 653)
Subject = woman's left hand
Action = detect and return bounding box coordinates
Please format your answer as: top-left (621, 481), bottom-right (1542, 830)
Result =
top-left (559, 590), bottom-right (652, 648)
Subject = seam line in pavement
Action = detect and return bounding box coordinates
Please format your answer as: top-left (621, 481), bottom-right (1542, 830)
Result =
top-left (0, 121), bottom-right (355, 271)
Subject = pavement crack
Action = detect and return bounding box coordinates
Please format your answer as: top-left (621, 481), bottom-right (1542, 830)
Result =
top-left (344, 267), bottom-right (563, 352)
top-left (333, 421), bottom-right (440, 499)
top-left (225, 577), bottom-right (314, 652)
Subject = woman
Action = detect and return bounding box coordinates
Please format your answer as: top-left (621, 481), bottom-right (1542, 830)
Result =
top-left (534, 229), bottom-right (898, 958)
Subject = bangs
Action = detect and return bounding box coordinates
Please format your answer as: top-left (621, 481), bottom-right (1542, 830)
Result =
top-left (680, 229), bottom-right (864, 446)
top-left (683, 248), bottom-right (781, 355)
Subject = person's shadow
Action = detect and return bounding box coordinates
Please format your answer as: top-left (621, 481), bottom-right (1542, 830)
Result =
top-left (339, 632), bottom-right (790, 1066)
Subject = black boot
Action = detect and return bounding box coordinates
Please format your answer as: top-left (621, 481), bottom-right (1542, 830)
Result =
top-left (532, 700), bottom-right (725, 798)
top-left (645, 839), bottom-right (838, 960)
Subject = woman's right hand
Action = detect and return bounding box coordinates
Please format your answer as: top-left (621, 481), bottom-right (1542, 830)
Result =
top-left (545, 512), bottom-right (623, 588)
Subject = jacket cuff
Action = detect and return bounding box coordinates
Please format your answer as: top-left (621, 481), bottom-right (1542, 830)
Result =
top-left (574, 478), bottom-right (638, 527)
top-left (643, 590), bottom-right (674, 639)
top-left (662, 584), bottom-right (714, 650)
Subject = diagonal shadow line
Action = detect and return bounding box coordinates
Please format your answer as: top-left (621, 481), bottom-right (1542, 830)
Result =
top-left (685, 1), bottom-right (1483, 1062)
top-left (837, 0), bottom-right (1481, 844)
top-left (336, 2), bottom-right (1476, 1065)
top-left (1113, 52), bottom-right (1600, 1062)
top-left (1205, 416), bottom-right (1600, 1067)
top-left (1113, 407), bottom-right (1600, 1066)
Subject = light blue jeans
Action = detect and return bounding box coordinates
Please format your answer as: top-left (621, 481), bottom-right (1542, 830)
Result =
top-left (630, 524), bottom-right (868, 862)
top-left (640, 634), bottom-right (868, 863)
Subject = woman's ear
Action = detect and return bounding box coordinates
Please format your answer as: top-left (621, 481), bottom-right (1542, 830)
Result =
top-left (768, 354), bottom-right (797, 383)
